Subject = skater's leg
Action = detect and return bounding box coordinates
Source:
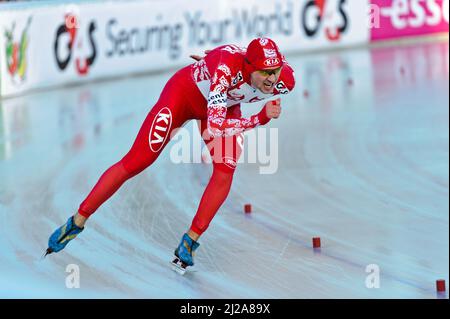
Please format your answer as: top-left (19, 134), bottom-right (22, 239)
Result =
top-left (77, 74), bottom-right (194, 222)
top-left (173, 122), bottom-right (242, 267)
top-left (189, 167), bottom-right (235, 238)
top-left (77, 105), bottom-right (189, 220)
top-left (48, 150), bottom-right (151, 252)
top-left (173, 112), bottom-right (244, 269)
top-left (188, 119), bottom-right (244, 238)
top-left (48, 65), bottom-right (203, 255)
top-left (173, 162), bottom-right (236, 267)
top-left (77, 161), bottom-right (136, 221)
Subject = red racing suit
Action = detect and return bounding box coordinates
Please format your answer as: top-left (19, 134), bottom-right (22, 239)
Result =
top-left (78, 44), bottom-right (295, 235)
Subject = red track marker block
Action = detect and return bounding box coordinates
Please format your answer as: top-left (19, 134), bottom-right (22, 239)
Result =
top-left (244, 204), bottom-right (252, 214)
top-left (436, 279), bottom-right (446, 292)
top-left (312, 237), bottom-right (321, 248)
top-left (303, 90), bottom-right (309, 98)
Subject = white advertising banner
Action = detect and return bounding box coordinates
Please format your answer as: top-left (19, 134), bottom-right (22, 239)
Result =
top-left (0, 0), bottom-right (371, 97)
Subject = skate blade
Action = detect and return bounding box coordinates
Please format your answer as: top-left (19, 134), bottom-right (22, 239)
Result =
top-left (42, 248), bottom-right (53, 259)
top-left (171, 258), bottom-right (187, 275)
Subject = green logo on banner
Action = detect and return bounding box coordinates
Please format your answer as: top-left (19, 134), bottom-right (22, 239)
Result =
top-left (4, 17), bottom-right (32, 84)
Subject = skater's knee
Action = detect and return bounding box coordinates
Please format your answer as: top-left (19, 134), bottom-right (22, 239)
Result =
top-left (109, 160), bottom-right (134, 180)
top-left (211, 166), bottom-right (235, 187)
top-left (120, 152), bottom-right (152, 177)
top-left (212, 161), bottom-right (238, 177)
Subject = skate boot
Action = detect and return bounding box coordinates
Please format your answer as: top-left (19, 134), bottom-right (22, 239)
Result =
top-left (171, 233), bottom-right (200, 275)
top-left (45, 216), bottom-right (84, 257)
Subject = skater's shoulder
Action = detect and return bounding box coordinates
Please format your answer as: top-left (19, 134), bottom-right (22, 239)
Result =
top-left (205, 45), bottom-right (246, 67)
top-left (214, 44), bottom-right (247, 56)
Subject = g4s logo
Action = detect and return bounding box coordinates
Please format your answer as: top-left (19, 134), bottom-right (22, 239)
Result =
top-left (301, 0), bottom-right (349, 41)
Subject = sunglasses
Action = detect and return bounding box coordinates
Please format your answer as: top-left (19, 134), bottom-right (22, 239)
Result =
top-left (245, 58), bottom-right (283, 77)
top-left (257, 67), bottom-right (282, 77)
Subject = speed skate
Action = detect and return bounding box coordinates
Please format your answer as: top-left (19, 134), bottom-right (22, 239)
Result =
top-left (171, 257), bottom-right (189, 275)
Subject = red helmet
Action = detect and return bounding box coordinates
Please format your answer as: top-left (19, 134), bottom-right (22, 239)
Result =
top-left (245, 38), bottom-right (284, 71)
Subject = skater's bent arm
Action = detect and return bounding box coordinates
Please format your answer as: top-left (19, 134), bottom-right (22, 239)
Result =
top-left (206, 67), bottom-right (271, 138)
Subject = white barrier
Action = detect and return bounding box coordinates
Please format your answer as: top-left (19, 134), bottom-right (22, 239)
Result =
top-left (1, 0), bottom-right (371, 97)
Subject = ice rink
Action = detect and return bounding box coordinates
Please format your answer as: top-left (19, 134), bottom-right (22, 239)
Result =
top-left (0, 39), bottom-right (448, 298)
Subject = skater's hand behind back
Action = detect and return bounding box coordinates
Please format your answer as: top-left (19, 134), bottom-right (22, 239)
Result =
top-left (190, 50), bottom-right (212, 61)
